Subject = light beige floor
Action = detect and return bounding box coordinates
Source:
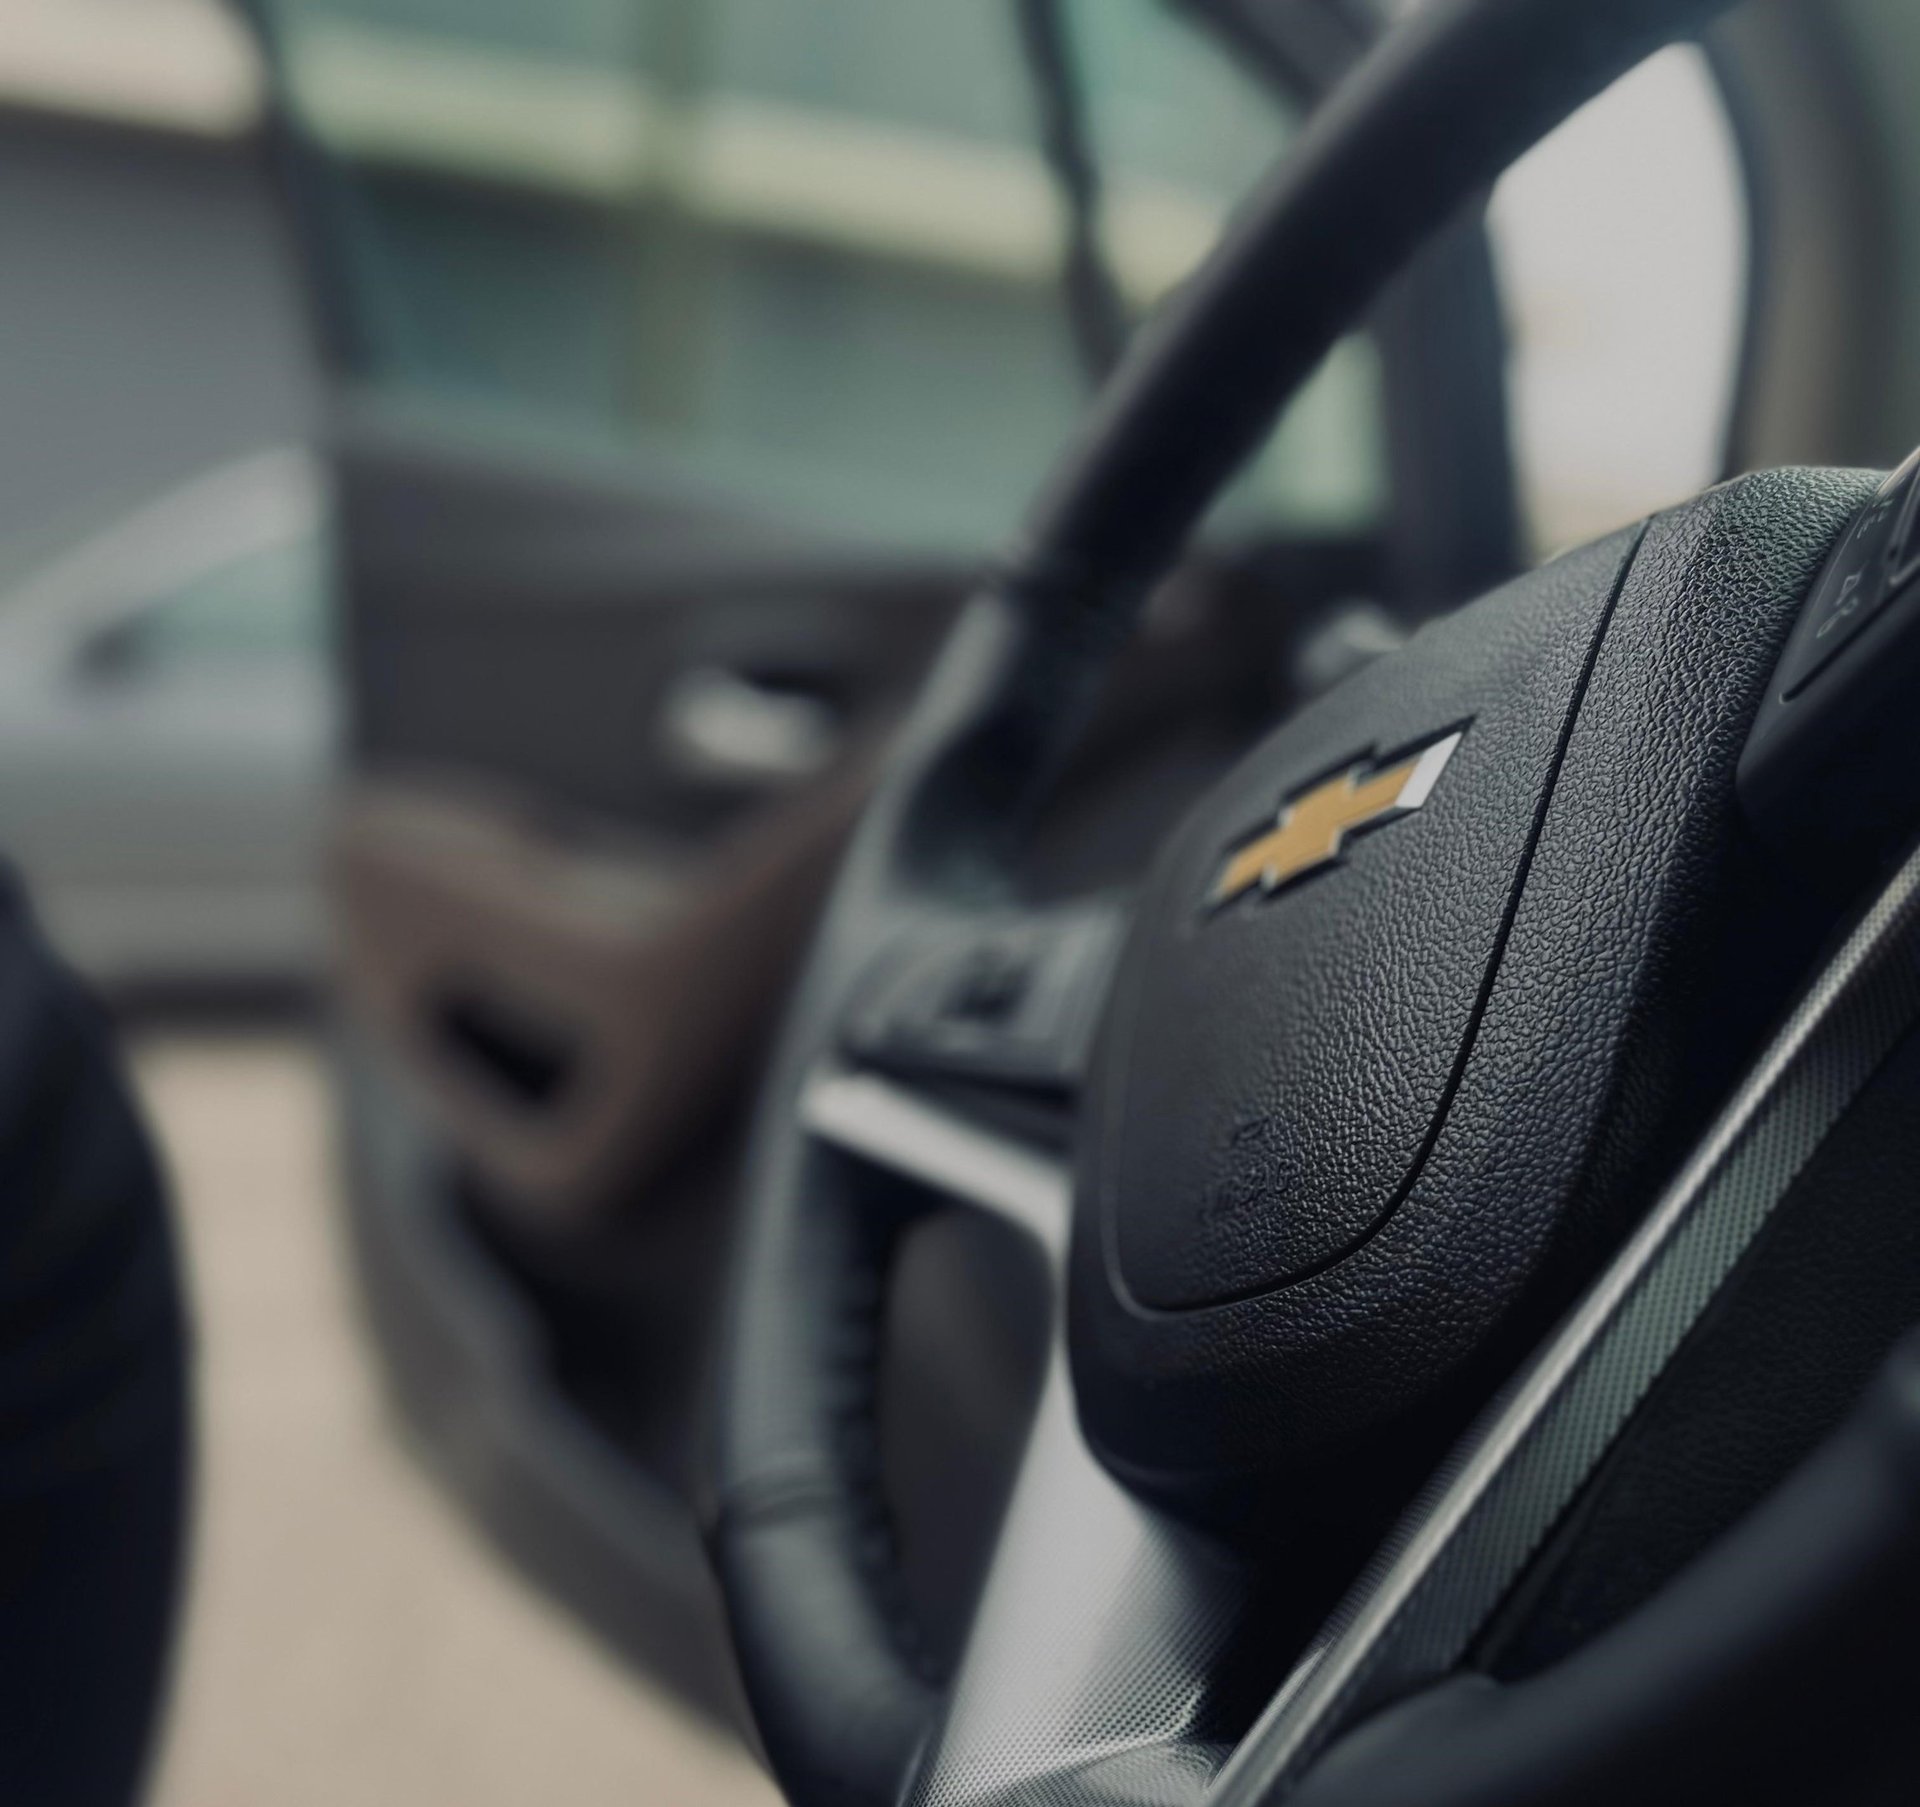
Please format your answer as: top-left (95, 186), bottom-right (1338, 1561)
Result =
top-left (134, 1031), bottom-right (780, 1807)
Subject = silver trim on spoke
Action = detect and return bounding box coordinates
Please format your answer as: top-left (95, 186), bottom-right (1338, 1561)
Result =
top-left (801, 1067), bottom-right (1072, 1253)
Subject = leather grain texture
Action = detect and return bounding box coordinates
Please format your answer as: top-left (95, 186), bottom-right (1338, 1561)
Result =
top-left (1072, 469), bottom-right (1878, 1488)
top-left (1097, 529), bottom-right (1638, 1310)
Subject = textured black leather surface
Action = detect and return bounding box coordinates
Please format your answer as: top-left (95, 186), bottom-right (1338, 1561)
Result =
top-left (1072, 469), bottom-right (1877, 1487)
top-left (1097, 528), bottom-right (1637, 1309)
top-left (709, 1129), bottom-right (939, 1807)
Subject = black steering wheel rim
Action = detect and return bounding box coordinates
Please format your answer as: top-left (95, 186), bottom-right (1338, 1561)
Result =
top-left (701, 4), bottom-right (1854, 1805)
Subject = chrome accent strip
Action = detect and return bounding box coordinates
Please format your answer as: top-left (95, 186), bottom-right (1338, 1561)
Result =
top-left (801, 1067), bottom-right (1071, 1254)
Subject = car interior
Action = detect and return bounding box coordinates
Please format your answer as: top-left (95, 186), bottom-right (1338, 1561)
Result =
top-left (248, 0), bottom-right (1920, 1792)
top-left (248, 0), bottom-right (1528, 1718)
top-left (18, 0), bottom-right (1920, 1802)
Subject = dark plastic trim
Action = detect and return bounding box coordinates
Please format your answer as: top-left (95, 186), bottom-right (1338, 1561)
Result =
top-left (1286, 1327), bottom-right (1920, 1807)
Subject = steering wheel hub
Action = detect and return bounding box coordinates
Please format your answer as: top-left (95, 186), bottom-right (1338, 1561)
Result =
top-left (1071, 481), bottom-right (1861, 1490)
top-left (1088, 547), bottom-right (1617, 1312)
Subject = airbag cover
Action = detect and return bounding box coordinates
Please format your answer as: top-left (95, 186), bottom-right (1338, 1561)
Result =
top-left (1098, 532), bottom-right (1633, 1310)
top-left (1072, 470), bottom-right (1874, 1487)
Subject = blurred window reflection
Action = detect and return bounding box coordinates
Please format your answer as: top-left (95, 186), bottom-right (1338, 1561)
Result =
top-left (0, 1), bottom-right (1767, 557)
top-left (257, 0), bottom-right (1383, 550)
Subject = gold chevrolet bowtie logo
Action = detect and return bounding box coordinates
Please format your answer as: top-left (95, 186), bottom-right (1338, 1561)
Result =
top-left (1210, 731), bottom-right (1464, 908)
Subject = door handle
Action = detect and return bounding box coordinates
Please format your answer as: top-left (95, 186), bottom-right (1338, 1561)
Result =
top-left (657, 664), bottom-right (842, 784)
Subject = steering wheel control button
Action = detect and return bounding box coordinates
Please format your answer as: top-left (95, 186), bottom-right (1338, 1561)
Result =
top-left (1885, 463), bottom-right (1920, 592)
top-left (842, 906), bottom-right (1123, 1095)
top-left (940, 943), bottom-right (1031, 1024)
top-left (1771, 459), bottom-right (1918, 704)
top-left (1781, 568), bottom-right (1871, 696)
top-left (1740, 452), bottom-right (1920, 878)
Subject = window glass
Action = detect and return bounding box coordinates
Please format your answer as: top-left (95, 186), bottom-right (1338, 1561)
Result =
top-left (258, 0), bottom-right (1386, 551)
top-left (1489, 43), bottom-right (1747, 552)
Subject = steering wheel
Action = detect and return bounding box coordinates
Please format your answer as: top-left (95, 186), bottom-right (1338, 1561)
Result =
top-left (712, 2), bottom-right (1920, 1803)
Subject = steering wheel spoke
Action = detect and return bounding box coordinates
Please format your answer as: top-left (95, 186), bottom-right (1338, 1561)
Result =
top-left (802, 1067), bottom-right (1072, 1251)
top-left (796, 893), bottom-right (1125, 1238)
top-left (798, 1060), bottom-right (1253, 1807)
top-left (837, 897), bottom-right (1128, 1108)
top-left (790, 892), bottom-right (1260, 1807)
top-left (900, 1326), bottom-right (1252, 1807)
